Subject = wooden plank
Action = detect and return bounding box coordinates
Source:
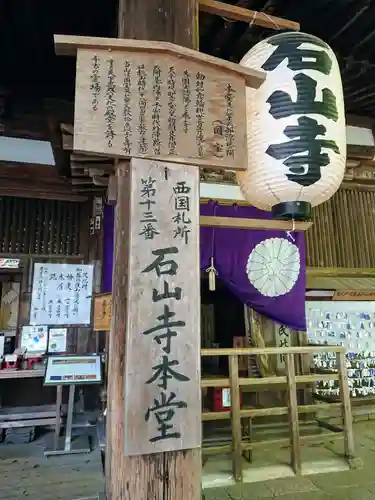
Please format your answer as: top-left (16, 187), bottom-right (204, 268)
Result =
top-left (71, 47), bottom-right (252, 171)
top-left (200, 216), bottom-right (312, 231)
top-left (201, 373), bottom-right (339, 389)
top-left (106, 174), bottom-right (117, 205)
top-left (0, 418), bottom-right (59, 428)
top-left (0, 408), bottom-right (57, 420)
top-left (0, 369), bottom-right (45, 379)
top-left (123, 158), bottom-right (201, 456)
top-left (203, 431), bottom-right (343, 456)
top-left (228, 355), bottom-right (242, 482)
top-left (54, 36), bottom-right (265, 89)
top-left (93, 293), bottom-right (112, 331)
top-left (285, 353), bottom-right (301, 475)
top-left (199, 0), bottom-right (300, 31)
top-left (202, 410), bottom-right (231, 421)
top-left (306, 267), bottom-right (375, 278)
top-left (200, 346), bottom-right (345, 356)
top-left (248, 432), bottom-right (343, 448)
top-left (0, 184), bottom-right (87, 202)
top-left (333, 290), bottom-right (375, 301)
top-left (337, 351), bottom-right (355, 461)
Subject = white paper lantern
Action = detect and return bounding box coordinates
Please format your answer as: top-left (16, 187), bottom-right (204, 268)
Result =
top-left (237, 32), bottom-right (346, 220)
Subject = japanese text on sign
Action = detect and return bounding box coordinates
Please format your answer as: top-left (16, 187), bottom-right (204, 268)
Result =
top-left (172, 181), bottom-right (192, 245)
top-left (142, 247), bottom-right (189, 442)
top-left (74, 48), bottom-right (249, 170)
top-left (124, 158), bottom-right (200, 456)
top-left (139, 176), bottom-right (159, 241)
top-left (277, 324), bottom-right (290, 364)
top-left (30, 263), bottom-right (94, 326)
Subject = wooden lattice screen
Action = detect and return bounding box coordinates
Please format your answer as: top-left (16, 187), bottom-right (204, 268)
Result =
top-left (306, 189), bottom-right (375, 268)
top-left (0, 197), bottom-right (82, 255)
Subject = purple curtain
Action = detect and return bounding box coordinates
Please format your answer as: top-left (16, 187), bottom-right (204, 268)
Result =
top-left (103, 201), bottom-right (306, 331)
top-left (200, 202), bottom-right (306, 331)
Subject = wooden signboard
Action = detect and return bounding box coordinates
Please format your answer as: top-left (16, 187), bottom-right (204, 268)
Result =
top-left (93, 292), bottom-right (112, 331)
top-left (123, 157), bottom-right (201, 456)
top-left (333, 290), bottom-right (375, 301)
top-left (55, 36), bottom-right (265, 171)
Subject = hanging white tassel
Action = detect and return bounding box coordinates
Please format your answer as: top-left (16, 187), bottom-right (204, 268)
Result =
top-left (205, 257), bottom-right (218, 291)
top-left (286, 219), bottom-right (296, 242)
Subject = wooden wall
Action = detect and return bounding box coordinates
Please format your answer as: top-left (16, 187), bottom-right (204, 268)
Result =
top-left (0, 196), bottom-right (82, 255)
top-left (0, 195), bottom-right (93, 354)
top-left (306, 188), bottom-right (375, 268)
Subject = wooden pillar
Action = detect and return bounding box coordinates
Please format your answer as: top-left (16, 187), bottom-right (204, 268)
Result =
top-left (285, 354), bottom-right (301, 475)
top-left (106, 1), bottom-right (200, 499)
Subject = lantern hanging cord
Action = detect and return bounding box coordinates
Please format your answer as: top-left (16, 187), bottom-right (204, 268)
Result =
top-left (220, 10), bottom-right (281, 30)
top-left (221, 15), bottom-right (236, 23)
top-left (286, 219), bottom-right (296, 242)
top-left (249, 11), bottom-right (282, 30)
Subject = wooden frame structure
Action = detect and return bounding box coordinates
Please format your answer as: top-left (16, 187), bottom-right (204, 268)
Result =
top-left (199, 0), bottom-right (300, 31)
top-left (201, 346), bottom-right (355, 481)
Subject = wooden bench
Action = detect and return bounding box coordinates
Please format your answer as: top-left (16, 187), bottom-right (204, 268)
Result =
top-left (0, 405), bottom-right (61, 429)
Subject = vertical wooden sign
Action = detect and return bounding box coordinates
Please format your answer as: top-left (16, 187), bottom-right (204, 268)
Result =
top-left (124, 157), bottom-right (201, 456)
top-left (93, 293), bottom-right (112, 331)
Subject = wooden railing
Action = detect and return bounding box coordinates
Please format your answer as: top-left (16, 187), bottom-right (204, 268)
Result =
top-left (201, 346), bottom-right (355, 482)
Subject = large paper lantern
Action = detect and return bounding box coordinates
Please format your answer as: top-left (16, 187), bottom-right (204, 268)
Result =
top-left (237, 32), bottom-right (346, 220)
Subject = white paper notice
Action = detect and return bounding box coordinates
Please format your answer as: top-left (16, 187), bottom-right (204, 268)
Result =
top-left (48, 328), bottom-right (68, 353)
top-left (30, 263), bottom-right (94, 326)
top-left (20, 325), bottom-right (48, 353)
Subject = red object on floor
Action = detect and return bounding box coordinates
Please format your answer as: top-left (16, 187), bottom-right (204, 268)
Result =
top-left (24, 357), bottom-right (43, 370)
top-left (211, 387), bottom-right (243, 412)
top-left (3, 358), bottom-right (20, 370)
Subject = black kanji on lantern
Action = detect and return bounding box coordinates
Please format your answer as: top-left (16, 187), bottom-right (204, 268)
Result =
top-left (266, 116), bottom-right (340, 187)
top-left (267, 73), bottom-right (338, 122)
top-left (261, 33), bottom-right (341, 188)
top-left (262, 33), bottom-right (332, 75)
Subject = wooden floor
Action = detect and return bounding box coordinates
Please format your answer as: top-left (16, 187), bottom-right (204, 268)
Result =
top-left (0, 433), bottom-right (104, 500)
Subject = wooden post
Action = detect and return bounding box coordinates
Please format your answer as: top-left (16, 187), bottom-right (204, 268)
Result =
top-left (337, 351), bottom-right (355, 462)
top-left (285, 353), bottom-right (301, 475)
top-left (54, 1), bottom-right (264, 496)
top-left (229, 355), bottom-right (242, 482)
top-left (106, 2), bottom-right (201, 499)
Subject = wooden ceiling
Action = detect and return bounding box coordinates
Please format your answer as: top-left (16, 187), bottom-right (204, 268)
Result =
top-left (1, 0), bottom-right (375, 195)
top-left (2, 0), bottom-right (375, 114)
top-left (200, 0), bottom-right (375, 118)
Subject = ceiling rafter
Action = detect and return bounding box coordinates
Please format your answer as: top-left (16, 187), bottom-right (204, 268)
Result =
top-left (199, 0), bottom-right (300, 31)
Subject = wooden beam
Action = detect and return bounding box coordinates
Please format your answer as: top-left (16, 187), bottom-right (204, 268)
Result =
top-left (285, 353), bottom-right (301, 475)
top-left (306, 267), bottom-right (375, 278)
top-left (199, 0), bottom-right (300, 31)
top-left (0, 180), bottom-right (87, 202)
top-left (106, 174), bottom-right (117, 205)
top-left (346, 113), bottom-right (374, 129)
top-left (105, 2), bottom-right (202, 500)
top-left (200, 215), bottom-right (312, 231)
top-left (54, 35), bottom-right (265, 89)
top-left (44, 99), bottom-right (71, 177)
